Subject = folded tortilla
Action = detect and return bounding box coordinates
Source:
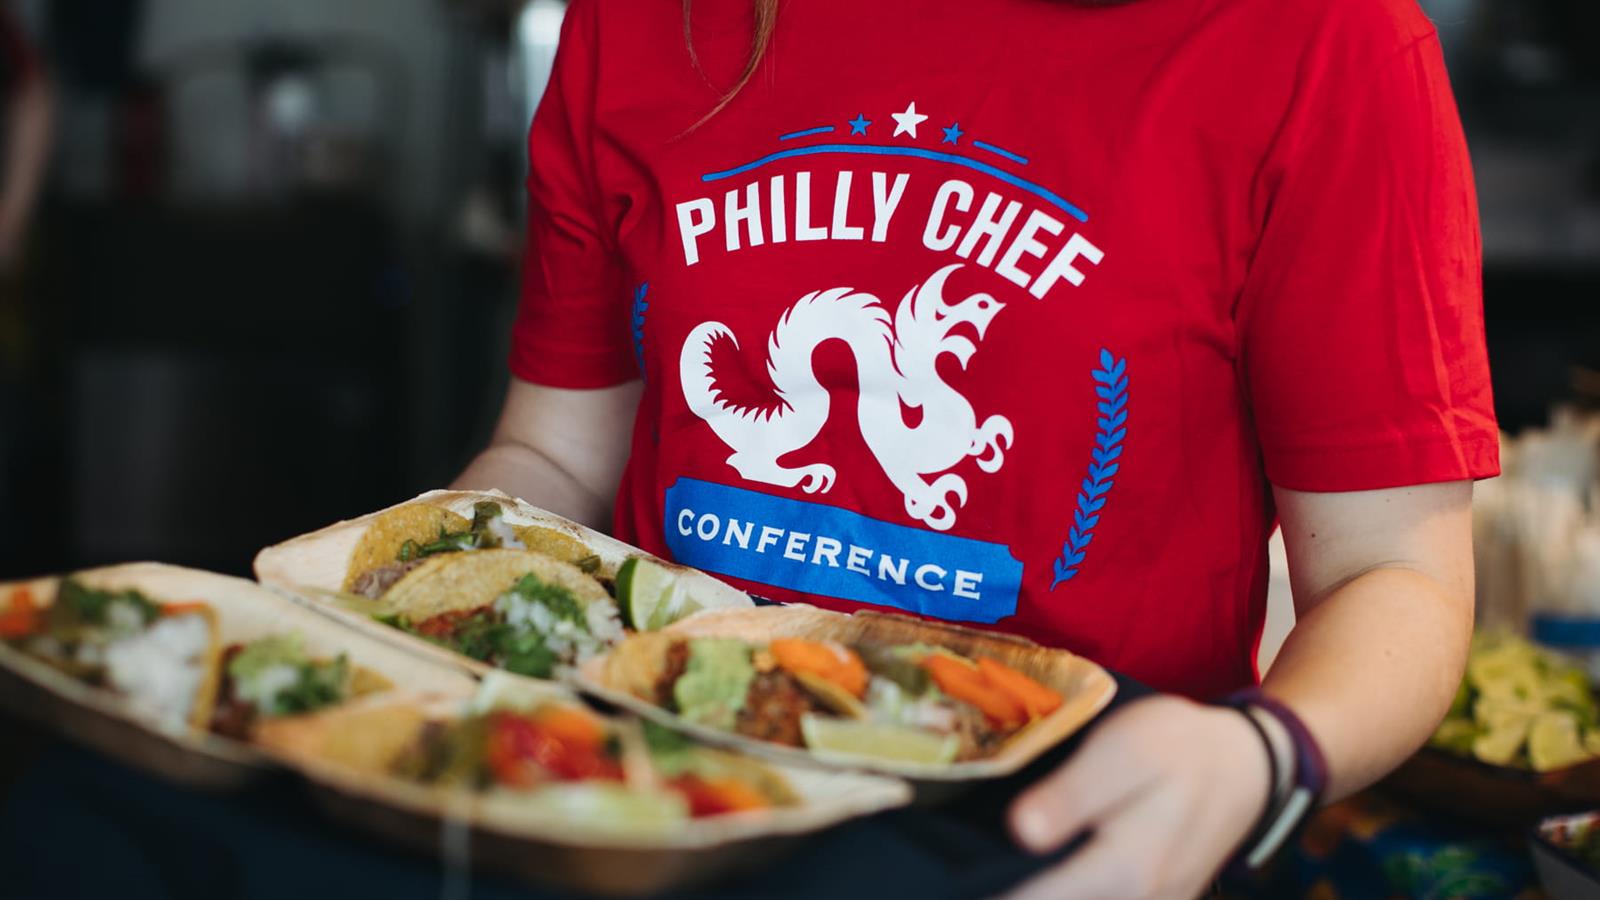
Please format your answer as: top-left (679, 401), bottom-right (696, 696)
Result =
top-left (383, 548), bottom-right (612, 623)
top-left (343, 502), bottom-right (607, 594)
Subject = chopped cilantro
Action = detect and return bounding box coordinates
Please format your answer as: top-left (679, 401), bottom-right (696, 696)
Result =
top-left (470, 502), bottom-right (503, 532)
top-left (507, 573), bottom-right (584, 626)
top-left (642, 719), bottom-right (694, 756)
top-left (54, 579), bottom-right (161, 629)
top-left (436, 610), bottom-right (504, 661)
top-left (372, 612), bottom-right (408, 629)
top-left (229, 634), bottom-right (351, 716)
top-left (395, 502), bottom-right (513, 563)
top-left (413, 608), bottom-right (557, 678)
top-left (500, 632), bottom-right (556, 678)
top-left (274, 655), bottom-right (350, 714)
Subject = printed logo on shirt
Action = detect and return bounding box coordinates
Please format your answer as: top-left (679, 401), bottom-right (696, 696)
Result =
top-left (679, 262), bottom-right (1011, 532)
top-left (672, 104), bottom-right (1104, 303)
top-left (664, 477), bottom-right (1025, 623)
top-left (659, 102), bottom-right (1117, 618)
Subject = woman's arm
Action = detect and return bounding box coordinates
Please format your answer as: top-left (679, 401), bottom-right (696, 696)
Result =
top-left (1004, 480), bottom-right (1474, 899)
top-left (1263, 480), bottom-right (1474, 798)
top-left (451, 377), bottom-right (641, 531)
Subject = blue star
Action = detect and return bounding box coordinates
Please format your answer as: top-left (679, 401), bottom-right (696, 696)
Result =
top-left (847, 114), bottom-right (871, 136)
top-left (941, 122), bottom-right (964, 144)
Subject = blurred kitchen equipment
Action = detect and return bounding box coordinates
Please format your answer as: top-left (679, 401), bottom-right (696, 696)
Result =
top-left (148, 33), bottom-right (410, 201)
top-left (1475, 409), bottom-right (1600, 673)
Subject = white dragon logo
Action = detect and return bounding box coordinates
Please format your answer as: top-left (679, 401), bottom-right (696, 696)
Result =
top-left (678, 263), bottom-right (1013, 532)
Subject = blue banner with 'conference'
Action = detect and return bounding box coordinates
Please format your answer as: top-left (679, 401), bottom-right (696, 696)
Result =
top-left (663, 478), bottom-right (1022, 623)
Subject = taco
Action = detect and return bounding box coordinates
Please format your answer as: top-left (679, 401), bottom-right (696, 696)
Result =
top-left (354, 547), bottom-right (625, 679)
top-left (1, 578), bottom-right (222, 734)
top-left (208, 633), bottom-right (396, 740)
top-left (344, 500), bottom-right (605, 596)
top-left (322, 499), bottom-right (628, 678)
top-left (253, 689), bottom-right (800, 825)
top-left (601, 631), bottom-right (1065, 765)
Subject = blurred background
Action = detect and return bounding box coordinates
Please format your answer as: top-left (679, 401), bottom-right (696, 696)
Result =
top-left (0, 0), bottom-right (1595, 588)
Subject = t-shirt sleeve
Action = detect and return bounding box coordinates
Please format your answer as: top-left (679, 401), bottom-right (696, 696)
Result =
top-left (1238, 31), bottom-right (1500, 492)
top-left (508, 0), bottom-right (637, 388)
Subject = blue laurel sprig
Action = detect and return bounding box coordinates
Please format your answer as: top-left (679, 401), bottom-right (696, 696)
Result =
top-left (1051, 348), bottom-right (1128, 589)
top-left (630, 282), bottom-right (650, 380)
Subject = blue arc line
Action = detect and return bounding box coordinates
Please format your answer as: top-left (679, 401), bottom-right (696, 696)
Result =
top-left (700, 143), bottom-right (1089, 223)
top-left (779, 125), bottom-right (835, 141)
top-left (972, 140), bottom-right (1029, 165)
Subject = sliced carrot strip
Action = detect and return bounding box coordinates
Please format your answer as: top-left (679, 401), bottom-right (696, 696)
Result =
top-left (534, 704), bottom-right (607, 748)
top-left (924, 653), bottom-right (1026, 728)
top-left (161, 600), bottom-right (212, 617)
top-left (0, 587), bottom-right (40, 638)
top-left (770, 638), bottom-right (868, 697)
top-left (976, 657), bottom-right (1063, 719)
top-left (673, 774), bottom-right (770, 816)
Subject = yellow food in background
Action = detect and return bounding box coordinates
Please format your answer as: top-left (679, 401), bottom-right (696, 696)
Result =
top-left (1430, 632), bottom-right (1600, 771)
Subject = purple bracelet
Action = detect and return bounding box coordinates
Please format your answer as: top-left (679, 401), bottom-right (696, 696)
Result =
top-left (1218, 688), bottom-right (1329, 877)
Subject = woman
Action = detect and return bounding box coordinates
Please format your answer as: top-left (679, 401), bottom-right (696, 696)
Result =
top-left (456, 0), bottom-right (1498, 895)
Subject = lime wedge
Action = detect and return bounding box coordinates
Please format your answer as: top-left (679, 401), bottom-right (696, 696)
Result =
top-left (1529, 711), bottom-right (1592, 772)
top-left (616, 557), bottom-right (705, 631)
top-left (1472, 713), bottom-right (1532, 766)
top-left (799, 713), bottom-right (959, 766)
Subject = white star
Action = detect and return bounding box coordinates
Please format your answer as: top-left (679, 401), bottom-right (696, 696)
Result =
top-left (890, 101), bottom-right (929, 139)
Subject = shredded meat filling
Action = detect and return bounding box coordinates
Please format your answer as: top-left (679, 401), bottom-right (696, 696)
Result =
top-left (950, 702), bottom-right (1010, 762)
top-left (208, 644), bottom-right (256, 740)
top-left (655, 639), bottom-right (691, 709)
top-left (735, 672), bottom-right (820, 747)
top-left (351, 559), bottom-right (428, 599)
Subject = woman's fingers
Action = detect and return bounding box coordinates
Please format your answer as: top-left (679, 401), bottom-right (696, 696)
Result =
top-left (1001, 698), bottom-right (1272, 900)
top-left (1008, 705), bottom-right (1156, 853)
top-left (999, 812), bottom-right (1163, 900)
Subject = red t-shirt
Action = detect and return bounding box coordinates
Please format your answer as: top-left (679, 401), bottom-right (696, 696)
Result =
top-left (509, 0), bottom-right (1499, 698)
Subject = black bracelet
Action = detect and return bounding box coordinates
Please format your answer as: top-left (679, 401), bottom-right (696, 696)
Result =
top-left (1226, 704), bottom-right (1281, 861)
top-left (1219, 689), bottom-right (1330, 876)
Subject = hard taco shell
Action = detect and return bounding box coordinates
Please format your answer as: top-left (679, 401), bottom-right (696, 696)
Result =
top-left (341, 504), bottom-right (471, 591)
top-left (381, 547), bottom-right (611, 623)
top-left (255, 489), bottom-right (754, 618)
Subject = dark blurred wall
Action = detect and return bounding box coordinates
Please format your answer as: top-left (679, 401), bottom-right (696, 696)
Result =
top-left (0, 0), bottom-right (520, 579)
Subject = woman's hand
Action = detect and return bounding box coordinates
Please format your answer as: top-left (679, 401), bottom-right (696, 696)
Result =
top-left (1003, 696), bottom-right (1271, 900)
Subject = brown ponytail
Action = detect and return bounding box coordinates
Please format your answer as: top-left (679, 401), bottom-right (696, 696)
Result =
top-left (684, 0), bottom-right (1132, 129)
top-left (682, 0), bottom-right (778, 130)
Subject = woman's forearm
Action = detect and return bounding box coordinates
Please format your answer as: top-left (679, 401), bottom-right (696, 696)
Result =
top-left (1262, 566), bottom-right (1472, 799)
top-left (452, 379), bottom-right (641, 533)
top-left (451, 441), bottom-right (614, 532)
